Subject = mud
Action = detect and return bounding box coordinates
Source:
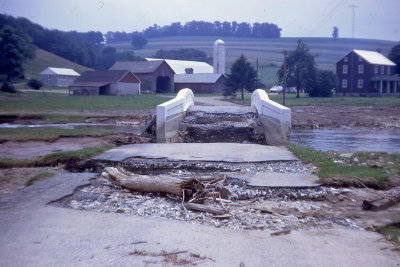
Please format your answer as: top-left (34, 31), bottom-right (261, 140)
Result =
top-left (292, 106), bottom-right (400, 129)
top-left (0, 167), bottom-right (65, 198)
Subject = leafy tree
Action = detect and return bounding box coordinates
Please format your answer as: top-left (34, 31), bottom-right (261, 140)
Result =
top-left (96, 46), bottom-right (117, 70)
top-left (1, 82), bottom-right (16, 93)
top-left (277, 40), bottom-right (317, 98)
top-left (27, 78), bottom-right (43, 90)
top-left (332, 26), bottom-right (339, 40)
top-left (0, 25), bottom-right (35, 81)
top-left (131, 32), bottom-right (147, 49)
top-left (116, 51), bottom-right (142, 61)
top-left (388, 43), bottom-right (400, 74)
top-left (224, 54), bottom-right (258, 100)
top-left (308, 70), bottom-right (337, 97)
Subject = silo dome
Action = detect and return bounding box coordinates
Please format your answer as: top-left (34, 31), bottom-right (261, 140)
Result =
top-left (213, 39), bottom-right (225, 74)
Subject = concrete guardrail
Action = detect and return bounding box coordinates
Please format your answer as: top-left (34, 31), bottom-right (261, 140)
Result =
top-left (251, 89), bottom-right (291, 145)
top-left (156, 88), bottom-right (194, 143)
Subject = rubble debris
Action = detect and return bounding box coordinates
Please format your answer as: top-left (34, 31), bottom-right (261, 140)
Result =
top-left (362, 186), bottom-right (400, 211)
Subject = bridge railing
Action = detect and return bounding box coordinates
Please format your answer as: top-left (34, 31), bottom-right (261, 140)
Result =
top-left (251, 89), bottom-right (291, 145)
top-left (156, 88), bottom-right (194, 142)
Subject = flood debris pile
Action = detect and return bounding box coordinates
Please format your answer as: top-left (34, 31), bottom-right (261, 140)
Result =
top-left (178, 106), bottom-right (265, 144)
top-left (54, 161), bottom-right (389, 231)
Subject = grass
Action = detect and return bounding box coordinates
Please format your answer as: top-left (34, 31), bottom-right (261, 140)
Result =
top-left (25, 172), bottom-right (55, 186)
top-left (0, 127), bottom-right (116, 142)
top-left (22, 48), bottom-right (92, 80)
top-left (0, 94), bottom-right (167, 111)
top-left (224, 91), bottom-right (400, 107)
top-left (379, 224), bottom-right (400, 244)
top-left (287, 144), bottom-right (400, 189)
top-left (0, 144), bottom-right (114, 169)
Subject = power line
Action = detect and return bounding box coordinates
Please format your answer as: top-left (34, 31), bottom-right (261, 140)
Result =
top-left (308, 0), bottom-right (348, 36)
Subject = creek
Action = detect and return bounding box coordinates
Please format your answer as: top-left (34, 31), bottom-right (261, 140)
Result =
top-left (291, 128), bottom-right (400, 154)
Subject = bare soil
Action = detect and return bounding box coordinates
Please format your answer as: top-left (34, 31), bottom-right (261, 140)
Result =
top-left (291, 106), bottom-right (400, 129)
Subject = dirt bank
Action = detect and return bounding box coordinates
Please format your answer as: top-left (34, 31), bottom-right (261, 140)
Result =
top-left (292, 106), bottom-right (400, 129)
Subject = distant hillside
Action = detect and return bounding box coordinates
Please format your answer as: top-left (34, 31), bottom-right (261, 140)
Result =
top-left (23, 48), bottom-right (93, 80)
top-left (108, 36), bottom-right (397, 85)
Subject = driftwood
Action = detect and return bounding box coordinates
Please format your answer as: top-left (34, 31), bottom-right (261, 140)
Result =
top-left (183, 202), bottom-right (227, 215)
top-left (104, 167), bottom-right (231, 216)
top-left (362, 186), bottom-right (400, 211)
top-left (105, 167), bottom-right (183, 196)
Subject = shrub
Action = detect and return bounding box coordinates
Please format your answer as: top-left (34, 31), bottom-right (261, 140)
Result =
top-left (308, 70), bottom-right (338, 97)
top-left (1, 82), bottom-right (16, 93)
top-left (27, 78), bottom-right (43, 90)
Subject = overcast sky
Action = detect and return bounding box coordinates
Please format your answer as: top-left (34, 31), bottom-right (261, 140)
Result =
top-left (1, 0), bottom-right (399, 41)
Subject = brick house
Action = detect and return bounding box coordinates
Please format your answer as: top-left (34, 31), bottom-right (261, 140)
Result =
top-left (40, 67), bottom-right (80, 87)
top-left (336, 50), bottom-right (400, 96)
top-left (69, 70), bottom-right (140, 95)
top-left (110, 61), bottom-right (174, 93)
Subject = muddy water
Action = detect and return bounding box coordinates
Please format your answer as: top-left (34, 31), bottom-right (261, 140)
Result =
top-left (0, 123), bottom-right (142, 134)
top-left (291, 129), bottom-right (400, 154)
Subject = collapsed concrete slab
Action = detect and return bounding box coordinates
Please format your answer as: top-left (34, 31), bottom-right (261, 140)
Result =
top-left (179, 105), bottom-right (265, 143)
top-left (93, 143), bottom-right (297, 163)
top-left (251, 89), bottom-right (291, 145)
top-left (227, 172), bottom-right (320, 188)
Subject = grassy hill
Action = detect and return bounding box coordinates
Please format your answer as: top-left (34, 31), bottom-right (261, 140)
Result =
top-left (109, 36), bottom-right (397, 86)
top-left (22, 48), bottom-right (92, 80)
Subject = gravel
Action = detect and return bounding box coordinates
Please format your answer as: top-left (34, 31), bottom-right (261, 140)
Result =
top-left (54, 172), bottom-right (363, 232)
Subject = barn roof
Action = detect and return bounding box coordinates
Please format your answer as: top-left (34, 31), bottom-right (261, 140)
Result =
top-left (174, 73), bottom-right (223, 83)
top-left (146, 58), bottom-right (213, 74)
top-left (40, 67), bottom-right (80, 76)
top-left (353, 50), bottom-right (396, 66)
top-left (73, 70), bottom-right (138, 83)
top-left (109, 60), bottom-right (165, 73)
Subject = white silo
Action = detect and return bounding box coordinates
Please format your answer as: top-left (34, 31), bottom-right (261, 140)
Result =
top-left (213, 39), bottom-right (225, 74)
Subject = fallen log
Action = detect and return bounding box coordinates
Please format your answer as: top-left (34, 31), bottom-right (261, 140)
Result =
top-left (105, 167), bottom-right (183, 196)
top-left (362, 186), bottom-right (400, 211)
top-left (183, 202), bottom-right (227, 215)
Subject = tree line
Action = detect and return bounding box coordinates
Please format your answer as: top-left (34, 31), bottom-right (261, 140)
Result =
top-left (106, 20), bottom-right (281, 43)
top-left (0, 14), bottom-right (140, 70)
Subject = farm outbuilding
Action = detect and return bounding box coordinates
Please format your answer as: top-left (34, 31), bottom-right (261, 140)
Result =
top-left (40, 67), bottom-right (80, 87)
top-left (174, 73), bottom-right (226, 94)
top-left (336, 50), bottom-right (400, 96)
top-left (69, 70), bottom-right (140, 95)
top-left (110, 61), bottom-right (174, 93)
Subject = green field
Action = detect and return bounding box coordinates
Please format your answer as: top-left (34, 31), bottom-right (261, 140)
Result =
top-left (0, 94), bottom-right (166, 111)
top-left (109, 36), bottom-right (396, 85)
top-left (22, 48), bottom-right (92, 80)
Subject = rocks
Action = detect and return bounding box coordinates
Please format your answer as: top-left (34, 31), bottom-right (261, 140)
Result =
top-left (58, 174), bottom-right (362, 232)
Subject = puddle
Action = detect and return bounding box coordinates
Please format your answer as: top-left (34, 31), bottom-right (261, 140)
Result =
top-left (291, 129), bottom-right (400, 154)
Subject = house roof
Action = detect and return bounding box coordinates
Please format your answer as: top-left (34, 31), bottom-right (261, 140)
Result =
top-left (174, 73), bottom-right (223, 83)
top-left (109, 60), bottom-right (165, 73)
top-left (73, 70), bottom-right (137, 84)
top-left (353, 50), bottom-right (396, 66)
top-left (146, 58), bottom-right (213, 74)
top-left (40, 67), bottom-right (80, 76)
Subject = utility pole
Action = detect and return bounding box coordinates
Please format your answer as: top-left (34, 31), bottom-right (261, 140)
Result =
top-left (283, 49), bottom-right (287, 106)
top-left (349, 5), bottom-right (358, 39)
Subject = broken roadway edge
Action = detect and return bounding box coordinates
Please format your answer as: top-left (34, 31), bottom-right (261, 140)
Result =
top-left (93, 143), bottom-right (298, 163)
top-left (1, 175), bottom-right (399, 266)
top-left (93, 143), bottom-right (320, 188)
